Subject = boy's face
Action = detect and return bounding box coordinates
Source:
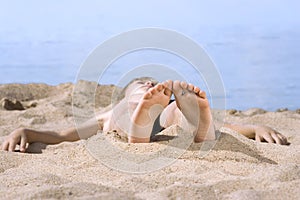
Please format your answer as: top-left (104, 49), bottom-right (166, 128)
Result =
top-left (125, 80), bottom-right (157, 102)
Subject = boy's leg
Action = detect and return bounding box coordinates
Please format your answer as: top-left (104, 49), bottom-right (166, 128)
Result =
top-left (129, 82), bottom-right (172, 143)
top-left (170, 81), bottom-right (215, 142)
top-left (159, 101), bottom-right (183, 128)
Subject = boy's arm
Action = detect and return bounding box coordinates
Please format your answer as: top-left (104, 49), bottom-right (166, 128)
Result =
top-left (1, 128), bottom-right (79, 152)
top-left (223, 123), bottom-right (288, 145)
top-left (1, 117), bottom-right (100, 152)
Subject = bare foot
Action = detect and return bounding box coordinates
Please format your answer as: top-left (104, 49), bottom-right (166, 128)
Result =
top-left (172, 81), bottom-right (215, 142)
top-left (129, 82), bottom-right (172, 143)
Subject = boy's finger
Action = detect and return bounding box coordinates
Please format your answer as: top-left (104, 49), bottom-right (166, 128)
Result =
top-left (8, 140), bottom-right (17, 152)
top-left (20, 137), bottom-right (27, 153)
top-left (277, 133), bottom-right (288, 145)
top-left (1, 141), bottom-right (9, 151)
top-left (255, 134), bottom-right (262, 142)
top-left (271, 132), bottom-right (281, 144)
top-left (263, 133), bottom-right (275, 143)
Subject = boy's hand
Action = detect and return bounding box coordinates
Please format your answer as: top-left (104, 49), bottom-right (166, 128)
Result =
top-left (254, 126), bottom-right (288, 145)
top-left (1, 128), bottom-right (28, 152)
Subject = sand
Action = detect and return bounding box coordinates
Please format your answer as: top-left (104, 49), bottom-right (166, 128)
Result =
top-left (0, 81), bottom-right (299, 200)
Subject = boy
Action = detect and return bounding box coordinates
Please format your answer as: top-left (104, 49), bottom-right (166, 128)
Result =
top-left (1, 77), bottom-right (288, 152)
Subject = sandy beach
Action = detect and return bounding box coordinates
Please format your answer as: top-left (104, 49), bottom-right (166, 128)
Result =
top-left (0, 81), bottom-right (299, 200)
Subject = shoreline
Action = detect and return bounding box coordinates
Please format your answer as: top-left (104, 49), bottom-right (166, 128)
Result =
top-left (0, 81), bottom-right (298, 112)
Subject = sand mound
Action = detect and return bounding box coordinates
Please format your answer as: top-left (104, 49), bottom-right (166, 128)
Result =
top-left (0, 83), bottom-right (58, 101)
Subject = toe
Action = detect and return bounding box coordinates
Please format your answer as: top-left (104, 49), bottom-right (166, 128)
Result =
top-left (180, 81), bottom-right (188, 89)
top-left (187, 83), bottom-right (194, 92)
top-left (198, 90), bottom-right (207, 98)
top-left (173, 81), bottom-right (181, 94)
top-left (155, 83), bottom-right (164, 92)
top-left (163, 86), bottom-right (172, 97)
top-left (144, 91), bottom-right (152, 99)
top-left (163, 80), bottom-right (173, 96)
top-left (194, 86), bottom-right (200, 93)
top-left (163, 80), bottom-right (173, 91)
top-left (150, 84), bottom-right (162, 95)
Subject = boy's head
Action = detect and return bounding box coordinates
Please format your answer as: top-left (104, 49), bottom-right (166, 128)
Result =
top-left (114, 77), bottom-right (158, 102)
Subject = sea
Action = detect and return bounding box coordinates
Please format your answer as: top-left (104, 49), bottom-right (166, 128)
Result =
top-left (0, 2), bottom-right (299, 111)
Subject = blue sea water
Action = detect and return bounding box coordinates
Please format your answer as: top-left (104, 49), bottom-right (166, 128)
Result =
top-left (0, 1), bottom-right (299, 111)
